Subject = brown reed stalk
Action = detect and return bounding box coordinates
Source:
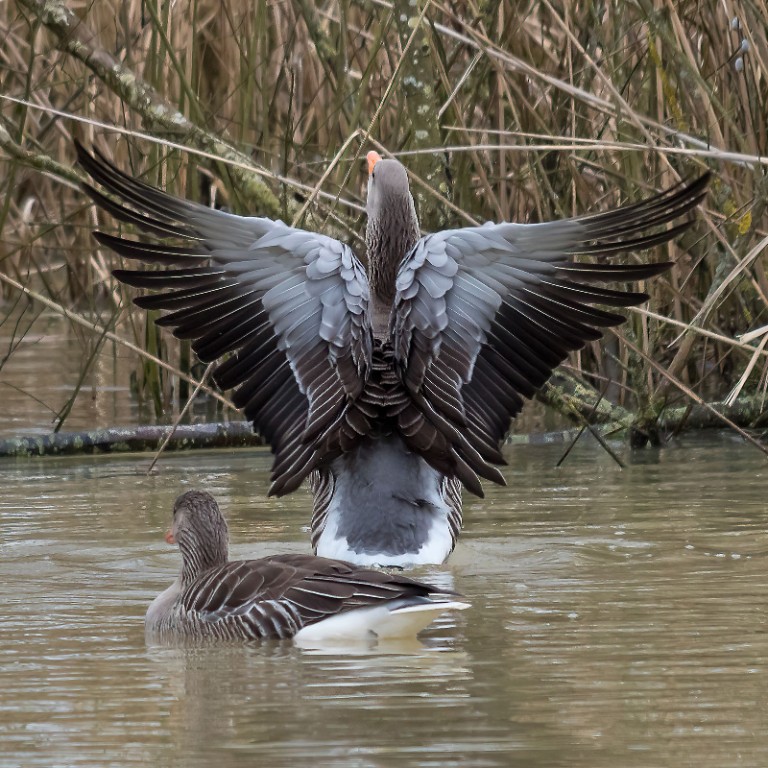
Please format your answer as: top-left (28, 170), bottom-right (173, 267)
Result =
top-left (1, 0), bottom-right (765, 434)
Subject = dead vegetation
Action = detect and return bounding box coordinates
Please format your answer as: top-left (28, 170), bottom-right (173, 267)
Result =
top-left (1, 0), bottom-right (767, 440)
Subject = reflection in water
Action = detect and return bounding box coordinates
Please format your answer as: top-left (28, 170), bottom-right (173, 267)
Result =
top-left (148, 642), bottom-right (474, 765)
top-left (2, 433), bottom-right (768, 766)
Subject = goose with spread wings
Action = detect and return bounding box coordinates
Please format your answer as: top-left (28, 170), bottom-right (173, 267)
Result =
top-left (77, 143), bottom-right (709, 566)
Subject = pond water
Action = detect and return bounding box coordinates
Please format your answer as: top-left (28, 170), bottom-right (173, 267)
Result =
top-left (0, 308), bottom-right (149, 438)
top-left (2, 433), bottom-right (767, 767)
top-left (1, 307), bottom-right (767, 765)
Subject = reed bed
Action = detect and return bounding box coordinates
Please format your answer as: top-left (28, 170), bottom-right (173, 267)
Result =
top-left (1, 0), bottom-right (767, 439)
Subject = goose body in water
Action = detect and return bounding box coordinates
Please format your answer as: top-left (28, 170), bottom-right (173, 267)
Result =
top-left (146, 490), bottom-right (468, 643)
top-left (77, 143), bottom-right (710, 566)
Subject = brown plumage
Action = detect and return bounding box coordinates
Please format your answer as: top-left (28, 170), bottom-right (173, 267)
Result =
top-left (77, 142), bottom-right (710, 565)
top-left (145, 490), bottom-right (468, 642)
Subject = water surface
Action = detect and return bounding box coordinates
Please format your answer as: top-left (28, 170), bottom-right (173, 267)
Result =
top-left (2, 434), bottom-right (767, 767)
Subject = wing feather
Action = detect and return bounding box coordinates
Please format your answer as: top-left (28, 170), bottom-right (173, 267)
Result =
top-left (77, 142), bottom-right (372, 495)
top-left (391, 173), bottom-right (710, 493)
top-left (180, 554), bottom-right (451, 638)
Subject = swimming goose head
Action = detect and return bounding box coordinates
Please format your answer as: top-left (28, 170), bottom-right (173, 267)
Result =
top-left (168, 490), bottom-right (229, 584)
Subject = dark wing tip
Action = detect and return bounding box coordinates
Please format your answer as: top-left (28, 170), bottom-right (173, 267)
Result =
top-left (74, 140), bottom-right (110, 186)
top-left (73, 138), bottom-right (90, 166)
top-left (688, 170), bottom-right (713, 199)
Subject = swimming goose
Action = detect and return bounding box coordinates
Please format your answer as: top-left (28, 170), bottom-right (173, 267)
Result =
top-left (145, 489), bottom-right (469, 643)
top-left (77, 143), bottom-right (709, 566)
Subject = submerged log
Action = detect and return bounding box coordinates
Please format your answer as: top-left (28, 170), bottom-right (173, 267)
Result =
top-left (0, 423), bottom-right (263, 458)
top-left (0, 390), bottom-right (765, 458)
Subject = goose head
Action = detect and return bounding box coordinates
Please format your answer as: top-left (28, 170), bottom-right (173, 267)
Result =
top-left (167, 490), bottom-right (229, 584)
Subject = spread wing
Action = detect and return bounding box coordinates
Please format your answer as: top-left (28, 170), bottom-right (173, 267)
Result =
top-left (181, 555), bottom-right (443, 639)
top-left (76, 143), bottom-right (372, 495)
top-left (391, 173), bottom-right (710, 491)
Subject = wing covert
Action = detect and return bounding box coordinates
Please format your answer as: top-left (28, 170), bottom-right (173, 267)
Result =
top-left (182, 555), bottom-right (440, 638)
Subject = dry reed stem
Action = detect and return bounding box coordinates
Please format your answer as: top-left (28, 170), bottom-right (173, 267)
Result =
top-left (1, 0), bottom-right (766, 432)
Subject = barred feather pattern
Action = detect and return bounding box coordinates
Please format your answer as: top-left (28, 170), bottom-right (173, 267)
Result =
top-left (147, 491), bottom-right (461, 641)
top-left (79, 142), bottom-right (709, 564)
top-left (312, 338), bottom-right (471, 472)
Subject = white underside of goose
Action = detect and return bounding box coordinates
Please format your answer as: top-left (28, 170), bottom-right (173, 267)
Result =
top-left (293, 599), bottom-right (470, 645)
top-left (314, 514), bottom-right (455, 567)
top-left (312, 436), bottom-right (459, 567)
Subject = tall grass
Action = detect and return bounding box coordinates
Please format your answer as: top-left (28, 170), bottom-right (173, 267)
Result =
top-left (1, 0), bottom-right (766, 433)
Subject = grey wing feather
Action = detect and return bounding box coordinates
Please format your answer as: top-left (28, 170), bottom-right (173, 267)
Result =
top-left (392, 173), bottom-right (710, 493)
top-left (76, 143), bottom-right (372, 496)
top-left (181, 555), bottom-right (448, 639)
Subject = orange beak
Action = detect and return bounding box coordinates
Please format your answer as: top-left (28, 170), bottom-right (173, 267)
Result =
top-left (164, 529), bottom-right (175, 545)
top-left (367, 151), bottom-right (382, 175)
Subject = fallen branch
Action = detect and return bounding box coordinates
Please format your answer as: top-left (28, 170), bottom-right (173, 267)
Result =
top-left (2, 387), bottom-right (766, 459)
top-left (539, 371), bottom-right (634, 425)
top-left (0, 423), bottom-right (263, 458)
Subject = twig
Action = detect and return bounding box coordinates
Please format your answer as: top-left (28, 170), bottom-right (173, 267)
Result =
top-left (146, 362), bottom-right (215, 473)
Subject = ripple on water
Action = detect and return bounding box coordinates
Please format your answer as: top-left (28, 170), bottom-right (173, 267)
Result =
top-left (1, 435), bottom-right (767, 767)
